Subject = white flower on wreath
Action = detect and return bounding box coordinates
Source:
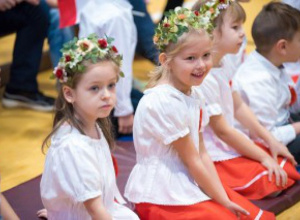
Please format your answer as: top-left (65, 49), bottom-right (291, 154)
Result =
top-left (98, 47), bottom-right (109, 59)
top-left (68, 53), bottom-right (81, 68)
top-left (76, 39), bottom-right (95, 56)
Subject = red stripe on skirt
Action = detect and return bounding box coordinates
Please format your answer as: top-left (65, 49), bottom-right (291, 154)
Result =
top-left (135, 185), bottom-right (275, 220)
top-left (215, 142), bottom-right (300, 200)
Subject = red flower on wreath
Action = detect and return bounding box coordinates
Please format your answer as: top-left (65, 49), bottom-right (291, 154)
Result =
top-left (194, 11), bottom-right (199, 16)
top-left (163, 23), bottom-right (170, 28)
top-left (65, 55), bottom-right (72, 62)
top-left (98, 38), bottom-right (108, 49)
top-left (112, 45), bottom-right (118, 53)
top-left (56, 68), bottom-right (63, 79)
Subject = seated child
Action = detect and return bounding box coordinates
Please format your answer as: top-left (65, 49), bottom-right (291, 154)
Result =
top-left (234, 2), bottom-right (300, 163)
top-left (40, 34), bottom-right (139, 220)
top-left (125, 6), bottom-right (274, 220)
top-left (192, 0), bottom-right (300, 200)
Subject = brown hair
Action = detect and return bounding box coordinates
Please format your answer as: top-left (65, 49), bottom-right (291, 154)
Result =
top-left (192, 0), bottom-right (246, 33)
top-left (147, 28), bottom-right (210, 88)
top-left (252, 2), bottom-right (300, 54)
top-left (42, 60), bottom-right (118, 153)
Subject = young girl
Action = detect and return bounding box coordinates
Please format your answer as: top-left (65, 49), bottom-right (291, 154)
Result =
top-left (40, 34), bottom-right (139, 220)
top-left (192, 0), bottom-right (300, 200)
top-left (124, 7), bottom-right (274, 220)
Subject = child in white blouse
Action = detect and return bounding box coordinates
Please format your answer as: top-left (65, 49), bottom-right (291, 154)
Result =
top-left (234, 2), bottom-right (300, 163)
top-left (192, 0), bottom-right (300, 201)
top-left (125, 6), bottom-right (274, 220)
top-left (39, 34), bottom-right (139, 220)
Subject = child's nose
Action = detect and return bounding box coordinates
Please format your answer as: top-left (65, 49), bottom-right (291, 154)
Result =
top-left (240, 28), bottom-right (245, 38)
top-left (102, 88), bottom-right (111, 99)
top-left (196, 58), bottom-right (205, 68)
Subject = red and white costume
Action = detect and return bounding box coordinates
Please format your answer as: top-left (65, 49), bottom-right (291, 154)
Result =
top-left (125, 84), bottom-right (274, 219)
top-left (198, 56), bottom-right (300, 200)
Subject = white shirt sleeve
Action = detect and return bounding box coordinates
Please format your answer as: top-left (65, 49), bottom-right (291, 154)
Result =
top-left (200, 76), bottom-right (223, 117)
top-left (141, 92), bottom-right (190, 145)
top-left (234, 73), bottom-right (296, 145)
top-left (48, 138), bottom-right (103, 202)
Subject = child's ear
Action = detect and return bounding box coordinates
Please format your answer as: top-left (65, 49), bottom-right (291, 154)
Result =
top-left (62, 85), bottom-right (75, 104)
top-left (276, 39), bottom-right (288, 55)
top-left (159, 53), bottom-right (167, 65)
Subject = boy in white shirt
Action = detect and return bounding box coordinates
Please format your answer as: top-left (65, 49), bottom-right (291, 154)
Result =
top-left (234, 2), bottom-right (300, 163)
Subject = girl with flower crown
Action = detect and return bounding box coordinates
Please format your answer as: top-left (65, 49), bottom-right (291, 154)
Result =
top-left (124, 7), bottom-right (274, 220)
top-left (39, 34), bottom-right (139, 220)
top-left (192, 0), bottom-right (300, 201)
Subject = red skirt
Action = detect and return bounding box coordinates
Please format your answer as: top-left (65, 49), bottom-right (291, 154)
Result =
top-left (135, 185), bottom-right (275, 220)
top-left (215, 143), bottom-right (300, 200)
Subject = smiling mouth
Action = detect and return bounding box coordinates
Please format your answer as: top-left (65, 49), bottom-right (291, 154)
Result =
top-left (191, 72), bottom-right (205, 77)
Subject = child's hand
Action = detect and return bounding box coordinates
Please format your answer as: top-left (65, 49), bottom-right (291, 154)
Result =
top-left (118, 114), bottom-right (134, 134)
top-left (268, 139), bottom-right (297, 165)
top-left (37, 208), bottom-right (47, 219)
top-left (261, 157), bottom-right (288, 187)
top-left (224, 201), bottom-right (249, 218)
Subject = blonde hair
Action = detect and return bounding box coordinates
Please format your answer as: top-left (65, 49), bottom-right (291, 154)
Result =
top-left (147, 28), bottom-right (210, 88)
top-left (192, 0), bottom-right (246, 33)
top-left (42, 60), bottom-right (118, 153)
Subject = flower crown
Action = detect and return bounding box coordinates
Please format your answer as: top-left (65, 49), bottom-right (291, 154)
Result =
top-left (52, 33), bottom-right (123, 83)
top-left (153, 0), bottom-right (234, 51)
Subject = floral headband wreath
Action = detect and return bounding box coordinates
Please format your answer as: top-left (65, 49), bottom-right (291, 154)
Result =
top-left (52, 33), bottom-right (123, 84)
top-left (153, 0), bottom-right (235, 51)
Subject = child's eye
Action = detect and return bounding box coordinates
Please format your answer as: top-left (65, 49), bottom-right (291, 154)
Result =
top-left (90, 86), bottom-right (99, 91)
top-left (108, 83), bottom-right (116, 90)
top-left (232, 25), bottom-right (239, 30)
top-left (186, 56), bottom-right (195, 61)
top-left (203, 53), bottom-right (211, 59)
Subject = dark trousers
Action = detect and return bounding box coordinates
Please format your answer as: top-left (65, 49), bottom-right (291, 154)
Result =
top-left (0, 2), bottom-right (49, 93)
top-left (287, 113), bottom-right (300, 163)
top-left (129, 0), bottom-right (159, 65)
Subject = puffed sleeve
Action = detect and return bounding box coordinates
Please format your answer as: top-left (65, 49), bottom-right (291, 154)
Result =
top-left (137, 90), bottom-right (190, 145)
top-left (44, 136), bottom-right (102, 202)
top-left (200, 75), bottom-right (223, 117)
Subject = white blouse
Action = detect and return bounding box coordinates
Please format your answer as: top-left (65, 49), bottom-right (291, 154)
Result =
top-left (198, 57), bottom-right (242, 161)
top-left (233, 50), bottom-right (296, 145)
top-left (125, 84), bottom-right (211, 205)
top-left (40, 124), bottom-right (139, 220)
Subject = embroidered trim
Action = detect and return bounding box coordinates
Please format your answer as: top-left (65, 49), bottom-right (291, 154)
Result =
top-left (288, 85), bottom-right (297, 106)
top-left (199, 109), bottom-right (203, 132)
